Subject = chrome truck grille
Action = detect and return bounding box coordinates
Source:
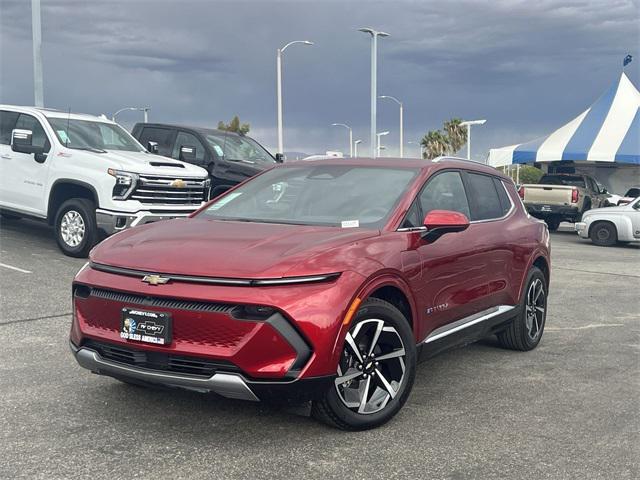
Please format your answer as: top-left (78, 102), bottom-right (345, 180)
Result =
top-left (130, 175), bottom-right (208, 205)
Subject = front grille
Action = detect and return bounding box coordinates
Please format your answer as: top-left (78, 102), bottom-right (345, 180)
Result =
top-left (130, 175), bottom-right (207, 205)
top-left (89, 288), bottom-right (236, 313)
top-left (83, 340), bottom-right (240, 377)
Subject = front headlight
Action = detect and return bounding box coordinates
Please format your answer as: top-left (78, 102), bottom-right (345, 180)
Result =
top-left (107, 169), bottom-right (138, 200)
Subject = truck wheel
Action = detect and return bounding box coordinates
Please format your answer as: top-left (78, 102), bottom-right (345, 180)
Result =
top-left (544, 217), bottom-right (560, 231)
top-left (589, 221), bottom-right (617, 247)
top-left (311, 298), bottom-right (416, 430)
top-left (54, 198), bottom-right (98, 257)
top-left (497, 266), bottom-right (547, 351)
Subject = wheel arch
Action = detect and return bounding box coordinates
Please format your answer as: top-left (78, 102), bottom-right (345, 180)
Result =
top-left (587, 219), bottom-right (618, 238)
top-left (47, 180), bottom-right (99, 225)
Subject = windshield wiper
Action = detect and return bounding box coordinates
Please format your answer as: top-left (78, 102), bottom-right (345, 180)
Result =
top-left (68, 146), bottom-right (107, 154)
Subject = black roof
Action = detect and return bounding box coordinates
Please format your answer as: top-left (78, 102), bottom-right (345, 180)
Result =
top-left (134, 122), bottom-right (242, 137)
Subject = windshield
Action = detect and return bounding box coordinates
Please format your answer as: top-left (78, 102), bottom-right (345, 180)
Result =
top-left (199, 165), bottom-right (418, 228)
top-left (205, 132), bottom-right (275, 164)
top-left (47, 118), bottom-right (144, 152)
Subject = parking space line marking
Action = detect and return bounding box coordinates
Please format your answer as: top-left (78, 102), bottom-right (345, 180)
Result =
top-left (553, 266), bottom-right (640, 279)
top-left (0, 313), bottom-right (71, 327)
top-left (0, 262), bottom-right (32, 274)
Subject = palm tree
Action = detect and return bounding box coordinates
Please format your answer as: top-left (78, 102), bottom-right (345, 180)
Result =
top-left (443, 118), bottom-right (467, 155)
top-left (421, 130), bottom-right (449, 159)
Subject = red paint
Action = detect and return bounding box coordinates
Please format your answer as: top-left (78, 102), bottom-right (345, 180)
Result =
top-left (71, 158), bottom-right (550, 381)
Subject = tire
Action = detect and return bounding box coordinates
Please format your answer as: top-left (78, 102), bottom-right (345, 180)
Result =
top-left (544, 217), bottom-right (560, 231)
top-left (54, 198), bottom-right (98, 257)
top-left (589, 221), bottom-right (617, 247)
top-left (1, 213), bottom-right (21, 220)
top-left (311, 298), bottom-right (416, 431)
top-left (497, 267), bottom-right (547, 351)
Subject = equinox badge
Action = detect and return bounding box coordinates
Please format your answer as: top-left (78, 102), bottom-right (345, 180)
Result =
top-left (141, 274), bottom-right (170, 285)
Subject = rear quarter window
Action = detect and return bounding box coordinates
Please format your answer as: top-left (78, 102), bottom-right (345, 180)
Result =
top-left (464, 173), bottom-right (504, 221)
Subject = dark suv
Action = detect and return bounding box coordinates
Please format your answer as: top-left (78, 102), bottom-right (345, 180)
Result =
top-left (132, 123), bottom-right (276, 197)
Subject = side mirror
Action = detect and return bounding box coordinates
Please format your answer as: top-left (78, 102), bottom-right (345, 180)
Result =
top-left (422, 210), bottom-right (470, 241)
top-left (12, 129), bottom-right (43, 154)
top-left (179, 145), bottom-right (196, 162)
top-left (601, 188), bottom-right (608, 194)
top-left (147, 141), bottom-right (159, 154)
top-left (275, 153), bottom-right (285, 163)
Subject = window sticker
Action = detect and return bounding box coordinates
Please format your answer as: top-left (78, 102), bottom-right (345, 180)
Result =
top-left (57, 130), bottom-right (69, 143)
top-left (213, 145), bottom-right (224, 156)
top-left (209, 191), bottom-right (242, 210)
top-left (341, 220), bottom-right (359, 228)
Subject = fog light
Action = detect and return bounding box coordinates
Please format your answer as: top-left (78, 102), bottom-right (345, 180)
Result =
top-left (115, 217), bottom-right (127, 228)
top-left (232, 305), bottom-right (276, 320)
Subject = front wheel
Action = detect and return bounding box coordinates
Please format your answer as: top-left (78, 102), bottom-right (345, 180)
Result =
top-left (311, 298), bottom-right (416, 430)
top-left (589, 221), bottom-right (617, 247)
top-left (54, 198), bottom-right (98, 257)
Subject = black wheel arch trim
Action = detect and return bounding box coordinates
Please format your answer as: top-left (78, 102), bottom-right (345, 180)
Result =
top-left (48, 179), bottom-right (100, 225)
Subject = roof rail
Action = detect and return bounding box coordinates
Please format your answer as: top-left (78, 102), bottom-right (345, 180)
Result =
top-left (432, 156), bottom-right (483, 164)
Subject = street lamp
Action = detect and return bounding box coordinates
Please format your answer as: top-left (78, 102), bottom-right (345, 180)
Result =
top-left (112, 107), bottom-right (150, 123)
top-left (379, 95), bottom-right (403, 157)
top-left (407, 141), bottom-right (422, 158)
top-left (276, 40), bottom-right (314, 157)
top-left (331, 123), bottom-right (353, 157)
top-left (459, 119), bottom-right (487, 160)
top-left (354, 139), bottom-right (362, 157)
top-left (376, 131), bottom-right (389, 157)
top-left (359, 28), bottom-right (389, 157)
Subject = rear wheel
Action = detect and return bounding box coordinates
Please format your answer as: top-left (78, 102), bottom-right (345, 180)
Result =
top-left (589, 222), bottom-right (617, 247)
top-left (311, 298), bottom-right (416, 430)
top-left (544, 217), bottom-right (560, 231)
top-left (497, 267), bottom-right (547, 351)
top-left (54, 198), bottom-right (98, 257)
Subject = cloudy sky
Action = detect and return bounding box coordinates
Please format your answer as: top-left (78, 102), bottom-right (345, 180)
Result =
top-left (1, 0), bottom-right (638, 159)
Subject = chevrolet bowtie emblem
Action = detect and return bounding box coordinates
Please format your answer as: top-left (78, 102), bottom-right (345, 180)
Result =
top-left (142, 274), bottom-right (170, 285)
top-left (171, 179), bottom-right (186, 188)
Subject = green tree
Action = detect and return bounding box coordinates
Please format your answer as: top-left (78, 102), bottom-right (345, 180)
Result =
top-left (443, 118), bottom-right (467, 155)
top-left (218, 115), bottom-right (250, 135)
top-left (421, 130), bottom-right (449, 159)
top-left (518, 165), bottom-right (544, 184)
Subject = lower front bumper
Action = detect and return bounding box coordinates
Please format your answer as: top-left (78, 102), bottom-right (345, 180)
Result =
top-left (575, 221), bottom-right (588, 238)
top-left (70, 342), bottom-right (334, 403)
top-left (95, 209), bottom-right (197, 235)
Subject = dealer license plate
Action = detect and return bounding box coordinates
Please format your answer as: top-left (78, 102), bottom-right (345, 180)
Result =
top-left (120, 308), bottom-right (172, 345)
top-left (541, 205), bottom-right (552, 212)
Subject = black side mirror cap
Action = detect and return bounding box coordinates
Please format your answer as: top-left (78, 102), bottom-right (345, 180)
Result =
top-left (275, 153), bottom-right (285, 163)
top-left (147, 141), bottom-right (159, 154)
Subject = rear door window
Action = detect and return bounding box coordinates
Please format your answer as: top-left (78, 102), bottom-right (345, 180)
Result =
top-left (138, 127), bottom-right (176, 156)
top-left (463, 173), bottom-right (504, 221)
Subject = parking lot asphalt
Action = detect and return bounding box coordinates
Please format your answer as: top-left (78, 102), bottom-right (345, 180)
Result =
top-left (1, 218), bottom-right (638, 480)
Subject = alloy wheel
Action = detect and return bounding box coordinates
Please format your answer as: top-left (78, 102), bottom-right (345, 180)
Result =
top-left (60, 210), bottom-right (86, 247)
top-left (335, 319), bottom-right (406, 415)
top-left (524, 278), bottom-right (545, 341)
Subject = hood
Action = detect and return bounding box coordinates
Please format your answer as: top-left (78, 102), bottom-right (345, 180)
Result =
top-left (81, 149), bottom-right (207, 178)
top-left (585, 203), bottom-right (634, 216)
top-left (91, 217), bottom-right (379, 279)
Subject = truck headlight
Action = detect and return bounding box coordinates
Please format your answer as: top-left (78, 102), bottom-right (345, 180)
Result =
top-left (107, 169), bottom-right (138, 200)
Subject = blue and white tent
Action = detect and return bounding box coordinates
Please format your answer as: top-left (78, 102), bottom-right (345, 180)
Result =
top-left (488, 73), bottom-right (640, 167)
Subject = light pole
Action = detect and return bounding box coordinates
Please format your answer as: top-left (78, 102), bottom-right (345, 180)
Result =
top-left (407, 141), bottom-right (422, 158)
top-left (376, 131), bottom-right (389, 157)
top-left (379, 95), bottom-right (403, 157)
top-left (359, 28), bottom-right (389, 157)
top-left (459, 119), bottom-right (487, 160)
top-left (276, 40), bottom-right (314, 157)
top-left (112, 107), bottom-right (150, 123)
top-left (354, 139), bottom-right (362, 157)
top-left (31, 0), bottom-right (43, 107)
top-left (331, 123), bottom-right (353, 157)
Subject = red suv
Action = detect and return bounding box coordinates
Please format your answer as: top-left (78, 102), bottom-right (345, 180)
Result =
top-left (71, 157), bottom-right (550, 430)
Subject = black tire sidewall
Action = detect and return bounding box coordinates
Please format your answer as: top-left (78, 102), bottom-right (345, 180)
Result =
top-left (54, 198), bottom-right (97, 257)
top-left (322, 299), bottom-right (416, 430)
top-left (590, 222), bottom-right (616, 246)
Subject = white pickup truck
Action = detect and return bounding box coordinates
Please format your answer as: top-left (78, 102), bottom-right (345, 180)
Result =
top-left (0, 105), bottom-right (209, 257)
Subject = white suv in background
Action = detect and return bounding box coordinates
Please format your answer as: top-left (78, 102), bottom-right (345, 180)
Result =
top-left (0, 105), bottom-right (209, 257)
